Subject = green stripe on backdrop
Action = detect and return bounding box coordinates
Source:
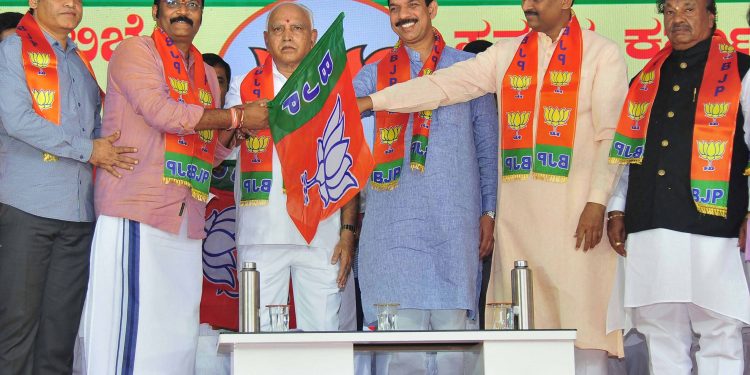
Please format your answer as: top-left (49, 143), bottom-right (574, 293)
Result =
top-left (1, 0), bottom-right (748, 6)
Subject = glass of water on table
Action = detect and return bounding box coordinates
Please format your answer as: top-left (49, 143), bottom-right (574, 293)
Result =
top-left (374, 303), bottom-right (400, 331)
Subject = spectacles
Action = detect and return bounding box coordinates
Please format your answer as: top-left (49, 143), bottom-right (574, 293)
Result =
top-left (163, 0), bottom-right (201, 10)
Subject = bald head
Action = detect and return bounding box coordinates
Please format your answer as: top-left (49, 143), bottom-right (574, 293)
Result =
top-left (266, 2), bottom-right (314, 32)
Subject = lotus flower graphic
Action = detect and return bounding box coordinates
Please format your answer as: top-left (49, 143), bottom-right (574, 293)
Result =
top-left (704, 102), bottom-right (729, 126)
top-left (379, 126), bottom-right (402, 154)
top-left (509, 75), bottom-right (532, 99)
top-left (543, 106), bottom-right (572, 137)
top-left (697, 140), bottom-right (727, 172)
top-left (301, 95), bottom-right (359, 208)
top-left (549, 71), bottom-right (572, 94)
top-left (507, 111), bottom-right (531, 140)
top-left (202, 206), bottom-right (239, 297)
top-left (719, 44), bottom-right (735, 59)
top-left (628, 102), bottom-right (649, 131)
top-left (198, 130), bottom-right (214, 153)
top-left (639, 71), bottom-right (655, 91)
top-left (29, 52), bottom-right (50, 75)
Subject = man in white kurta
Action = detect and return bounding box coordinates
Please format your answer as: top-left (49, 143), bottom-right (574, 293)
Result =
top-left (226, 3), bottom-right (357, 332)
top-left (357, 1), bottom-right (628, 372)
top-left (606, 0), bottom-right (750, 373)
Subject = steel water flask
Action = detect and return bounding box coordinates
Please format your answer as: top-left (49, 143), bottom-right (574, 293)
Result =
top-left (511, 260), bottom-right (534, 330)
top-left (239, 261), bottom-right (260, 333)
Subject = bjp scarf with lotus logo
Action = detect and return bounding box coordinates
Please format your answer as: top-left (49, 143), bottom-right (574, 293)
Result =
top-left (17, 12), bottom-right (100, 162)
top-left (372, 28), bottom-right (445, 191)
top-left (501, 15), bottom-right (583, 183)
top-left (238, 54), bottom-right (275, 206)
top-left (152, 27), bottom-right (216, 202)
top-left (609, 33), bottom-right (741, 218)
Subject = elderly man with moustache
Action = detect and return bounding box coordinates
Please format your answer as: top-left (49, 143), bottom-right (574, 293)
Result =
top-left (607, 0), bottom-right (750, 373)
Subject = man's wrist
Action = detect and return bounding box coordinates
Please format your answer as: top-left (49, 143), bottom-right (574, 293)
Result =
top-left (340, 224), bottom-right (357, 237)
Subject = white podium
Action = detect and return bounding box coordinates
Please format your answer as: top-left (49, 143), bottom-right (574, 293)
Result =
top-left (218, 330), bottom-right (576, 374)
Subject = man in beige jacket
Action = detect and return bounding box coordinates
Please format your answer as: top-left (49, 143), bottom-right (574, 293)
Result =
top-left (357, 0), bottom-right (628, 372)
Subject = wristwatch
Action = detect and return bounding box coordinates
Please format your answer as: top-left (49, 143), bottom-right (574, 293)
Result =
top-left (340, 224), bottom-right (357, 236)
top-left (482, 210), bottom-right (496, 220)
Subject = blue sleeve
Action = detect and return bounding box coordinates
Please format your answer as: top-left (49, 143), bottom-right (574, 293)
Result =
top-left (354, 63), bottom-right (377, 119)
top-left (0, 39), bottom-right (93, 162)
top-left (470, 93), bottom-right (499, 213)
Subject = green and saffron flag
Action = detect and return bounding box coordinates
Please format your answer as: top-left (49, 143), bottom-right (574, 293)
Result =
top-left (269, 13), bottom-right (374, 243)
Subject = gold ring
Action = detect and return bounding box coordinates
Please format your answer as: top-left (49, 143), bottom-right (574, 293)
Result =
top-left (614, 242), bottom-right (623, 246)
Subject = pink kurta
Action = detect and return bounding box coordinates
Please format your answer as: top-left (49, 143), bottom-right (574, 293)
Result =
top-left (370, 29), bottom-right (628, 356)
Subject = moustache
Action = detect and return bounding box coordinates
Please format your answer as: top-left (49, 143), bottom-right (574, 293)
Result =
top-left (170, 16), bottom-right (193, 26)
top-left (395, 18), bottom-right (419, 27)
top-left (671, 24), bottom-right (691, 32)
top-left (524, 11), bottom-right (539, 17)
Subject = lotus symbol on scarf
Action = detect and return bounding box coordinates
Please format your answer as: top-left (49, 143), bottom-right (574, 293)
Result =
top-left (507, 111), bottom-right (531, 140)
top-left (697, 140), bottom-right (727, 171)
top-left (704, 103), bottom-right (729, 126)
top-left (379, 126), bottom-right (402, 154)
top-left (202, 206), bottom-right (238, 296)
top-left (198, 130), bottom-right (214, 152)
top-left (245, 135), bottom-right (270, 163)
top-left (199, 89), bottom-right (213, 107)
top-left (543, 106), bottom-right (571, 137)
top-left (32, 89), bottom-right (55, 110)
top-left (719, 44), bottom-right (735, 59)
top-left (169, 78), bottom-right (189, 102)
top-left (509, 75), bottom-right (532, 99)
top-left (29, 52), bottom-right (50, 75)
top-left (628, 102), bottom-right (649, 131)
top-left (639, 71), bottom-right (655, 91)
top-left (301, 95), bottom-right (358, 207)
top-left (550, 71), bottom-right (573, 94)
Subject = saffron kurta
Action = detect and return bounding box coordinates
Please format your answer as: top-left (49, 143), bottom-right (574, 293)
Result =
top-left (369, 29), bottom-right (628, 356)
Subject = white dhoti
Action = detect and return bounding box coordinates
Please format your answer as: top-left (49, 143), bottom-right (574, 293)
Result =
top-left (238, 244), bottom-right (341, 331)
top-left (608, 229), bottom-right (750, 375)
top-left (80, 215), bottom-right (202, 375)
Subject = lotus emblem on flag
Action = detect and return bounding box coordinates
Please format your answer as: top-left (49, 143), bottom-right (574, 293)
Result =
top-left (639, 71), bottom-right (655, 91)
top-left (628, 102), bottom-right (649, 131)
top-left (543, 106), bottom-right (571, 137)
top-left (379, 126), bottom-right (402, 154)
top-left (32, 89), bottom-right (55, 110)
top-left (509, 75), bottom-right (532, 99)
top-left (549, 71), bottom-right (573, 94)
top-left (704, 102), bottom-right (729, 126)
top-left (719, 44), bottom-right (735, 59)
top-left (29, 52), bottom-right (50, 75)
top-left (198, 130), bottom-right (213, 152)
top-left (202, 206), bottom-right (239, 297)
top-left (246, 135), bottom-right (270, 163)
top-left (199, 89), bottom-right (213, 107)
top-left (301, 95), bottom-right (358, 207)
top-left (697, 140), bottom-right (727, 171)
top-left (169, 78), bottom-right (189, 102)
top-left (507, 111), bottom-right (531, 140)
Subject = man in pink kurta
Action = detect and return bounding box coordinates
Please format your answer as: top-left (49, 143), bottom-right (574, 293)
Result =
top-left (78, 0), bottom-right (267, 373)
top-left (358, 0), bottom-right (628, 372)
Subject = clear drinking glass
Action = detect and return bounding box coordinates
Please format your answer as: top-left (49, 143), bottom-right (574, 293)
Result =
top-left (487, 302), bottom-right (514, 330)
top-left (374, 303), bottom-right (400, 331)
top-left (266, 304), bottom-right (290, 332)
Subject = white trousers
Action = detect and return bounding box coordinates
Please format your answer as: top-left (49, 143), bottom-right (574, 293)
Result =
top-left (574, 348), bottom-right (608, 375)
top-left (238, 244), bottom-right (340, 331)
top-left (375, 309), bottom-right (468, 375)
top-left (80, 215), bottom-right (202, 375)
top-left (633, 302), bottom-right (745, 375)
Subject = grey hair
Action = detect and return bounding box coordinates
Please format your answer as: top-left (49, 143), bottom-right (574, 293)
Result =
top-left (266, 2), bottom-right (315, 31)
